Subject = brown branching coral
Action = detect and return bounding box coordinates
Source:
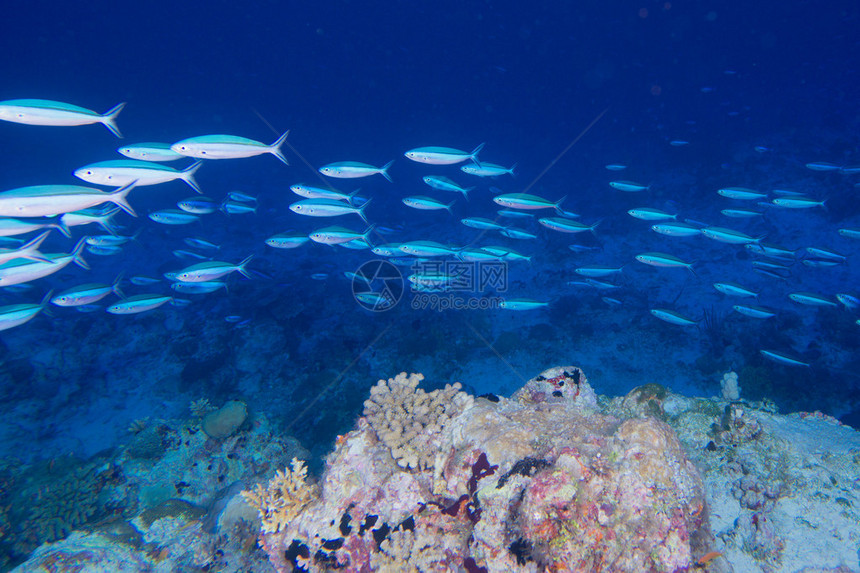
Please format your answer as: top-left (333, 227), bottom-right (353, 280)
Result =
top-left (240, 458), bottom-right (318, 534)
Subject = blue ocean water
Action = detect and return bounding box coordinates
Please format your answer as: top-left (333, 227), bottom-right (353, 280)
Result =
top-left (0, 0), bottom-right (857, 518)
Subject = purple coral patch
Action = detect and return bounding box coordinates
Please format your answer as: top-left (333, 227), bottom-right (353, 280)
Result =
top-left (441, 494), bottom-right (470, 517)
top-left (464, 557), bottom-right (489, 573)
top-left (468, 452), bottom-right (498, 494)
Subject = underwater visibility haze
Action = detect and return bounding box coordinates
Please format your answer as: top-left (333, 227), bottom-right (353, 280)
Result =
top-left (0, 1), bottom-right (858, 571)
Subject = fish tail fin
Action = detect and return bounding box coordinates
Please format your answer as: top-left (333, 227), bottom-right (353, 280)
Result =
top-left (463, 187), bottom-right (474, 201)
top-left (508, 162), bottom-right (517, 177)
top-left (237, 255), bottom-right (255, 279)
top-left (687, 262), bottom-right (698, 277)
top-left (109, 181), bottom-right (137, 217)
top-left (71, 237), bottom-right (90, 270)
top-left (100, 102), bottom-right (126, 138)
top-left (39, 289), bottom-right (54, 305)
top-left (445, 200), bottom-right (456, 214)
top-left (20, 230), bottom-right (52, 263)
top-left (98, 220), bottom-right (119, 236)
top-left (111, 272), bottom-right (126, 299)
top-left (181, 161), bottom-right (204, 193)
top-left (347, 188), bottom-right (363, 206)
top-left (39, 290), bottom-right (55, 314)
top-left (53, 219), bottom-right (72, 238)
top-left (269, 130), bottom-right (290, 165)
top-left (554, 195), bottom-right (568, 211)
top-left (470, 142), bottom-right (486, 163)
top-left (361, 224), bottom-right (377, 243)
top-left (589, 218), bottom-right (603, 236)
top-left (359, 198), bottom-right (372, 223)
top-left (98, 207), bottom-right (122, 235)
top-left (380, 160), bottom-right (394, 182)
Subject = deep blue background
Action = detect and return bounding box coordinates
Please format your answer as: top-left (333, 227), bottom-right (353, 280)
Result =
top-left (4, 1), bottom-right (857, 176)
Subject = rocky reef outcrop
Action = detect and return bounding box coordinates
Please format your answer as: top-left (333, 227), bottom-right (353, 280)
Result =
top-left (257, 367), bottom-right (712, 572)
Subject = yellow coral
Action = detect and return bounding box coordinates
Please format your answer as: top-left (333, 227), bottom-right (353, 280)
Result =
top-left (240, 458), bottom-right (318, 534)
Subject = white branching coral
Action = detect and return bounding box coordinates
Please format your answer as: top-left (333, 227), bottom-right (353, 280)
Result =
top-left (240, 458), bottom-right (318, 534)
top-left (720, 371), bottom-right (740, 401)
top-left (363, 372), bottom-right (473, 471)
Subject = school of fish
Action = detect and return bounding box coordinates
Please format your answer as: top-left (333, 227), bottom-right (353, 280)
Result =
top-left (0, 97), bottom-right (857, 370)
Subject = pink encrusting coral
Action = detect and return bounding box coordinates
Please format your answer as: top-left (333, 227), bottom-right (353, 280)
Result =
top-left (254, 367), bottom-right (713, 572)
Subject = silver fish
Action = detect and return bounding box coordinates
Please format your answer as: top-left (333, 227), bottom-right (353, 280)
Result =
top-left (0, 181), bottom-right (136, 217)
top-left (319, 161), bottom-right (393, 181)
top-left (0, 99), bottom-right (125, 137)
top-left (404, 143), bottom-right (484, 165)
top-left (171, 131), bottom-right (290, 165)
top-left (289, 199), bottom-right (370, 223)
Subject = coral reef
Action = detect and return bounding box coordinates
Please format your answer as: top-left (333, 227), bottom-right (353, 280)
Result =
top-left (9, 367), bottom-right (860, 572)
top-left (257, 367), bottom-right (710, 572)
top-left (647, 393), bottom-right (860, 571)
top-left (6, 407), bottom-right (305, 572)
top-left (10, 514), bottom-right (275, 573)
top-left (0, 455), bottom-right (126, 565)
